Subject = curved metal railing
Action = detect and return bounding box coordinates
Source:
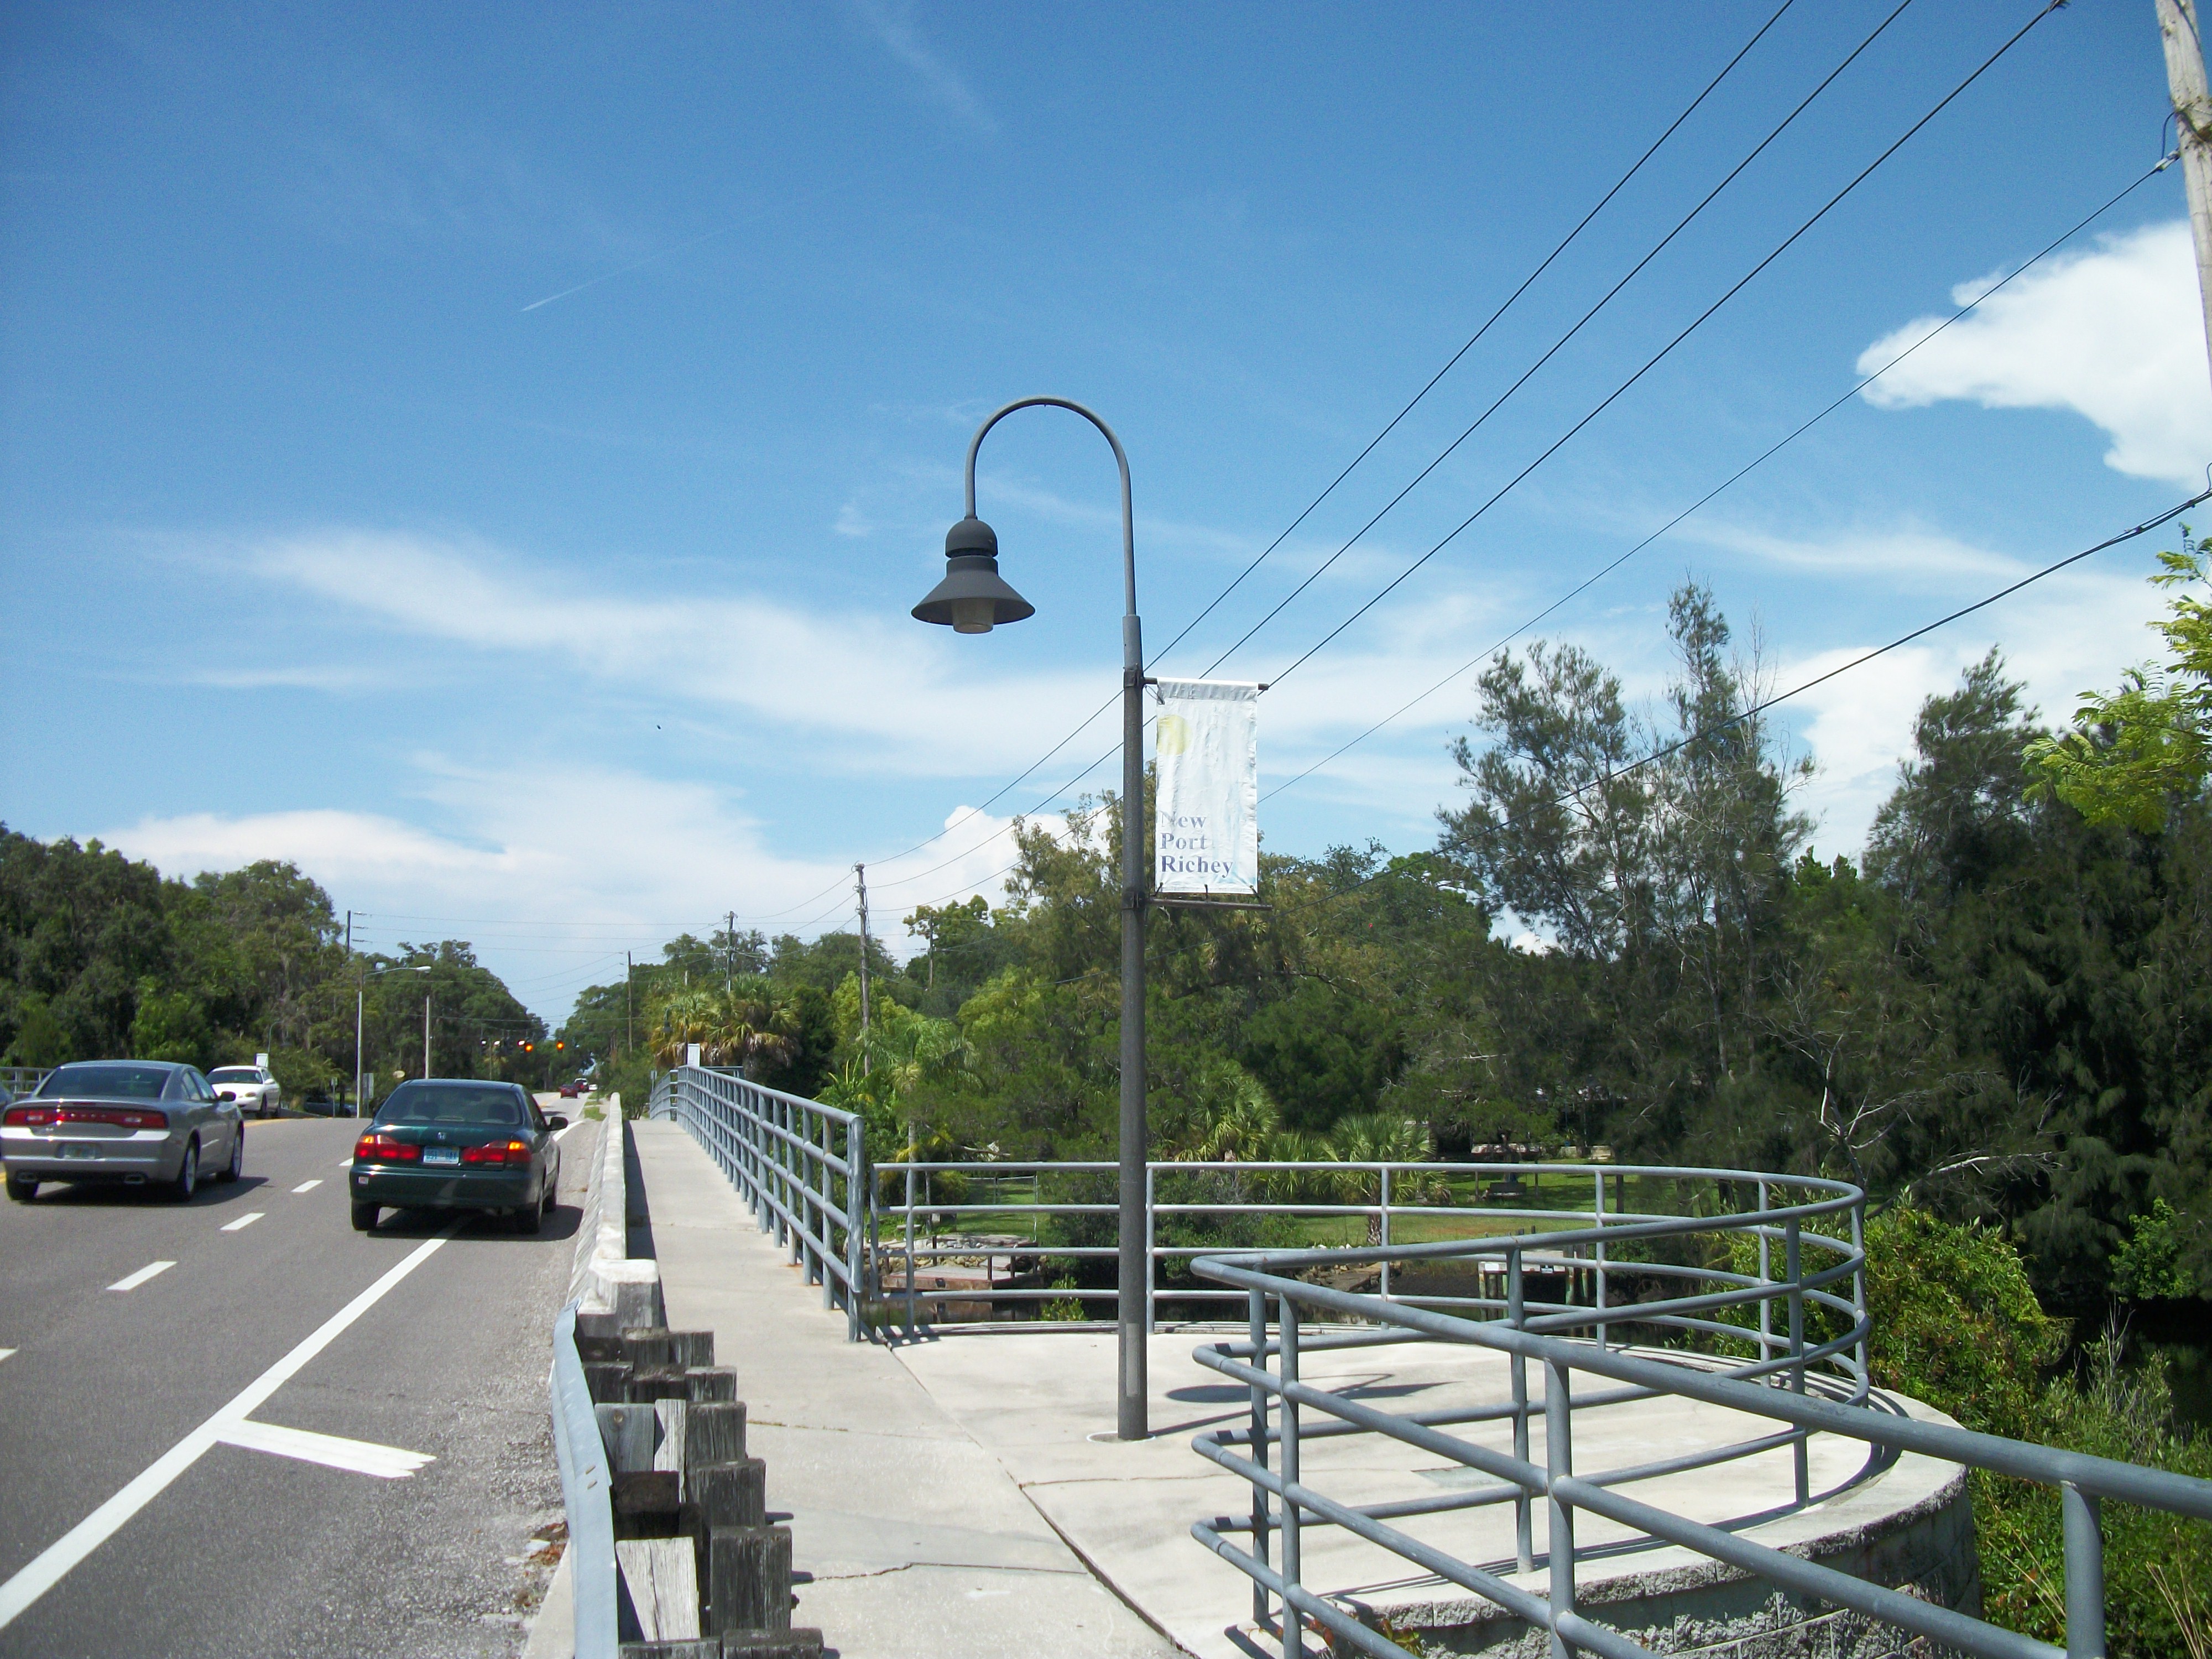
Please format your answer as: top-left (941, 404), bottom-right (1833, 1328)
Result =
top-left (1187, 1179), bottom-right (2212, 1659)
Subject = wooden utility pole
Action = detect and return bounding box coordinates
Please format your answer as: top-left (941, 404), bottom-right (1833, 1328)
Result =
top-left (625, 951), bottom-right (634, 1057)
top-left (854, 864), bottom-right (872, 1076)
top-left (724, 909), bottom-right (737, 996)
top-left (2159, 0), bottom-right (2212, 377)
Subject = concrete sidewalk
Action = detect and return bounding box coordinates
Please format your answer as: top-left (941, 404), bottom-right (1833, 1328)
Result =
top-left (629, 1118), bottom-right (1180, 1658)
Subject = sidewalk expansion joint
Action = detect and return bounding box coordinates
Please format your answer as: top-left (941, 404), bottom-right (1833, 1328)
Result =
top-left (810, 1561), bottom-right (1089, 1583)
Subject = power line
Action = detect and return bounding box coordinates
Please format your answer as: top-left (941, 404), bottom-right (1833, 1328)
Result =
top-left (1262, 152), bottom-right (2180, 802)
top-left (1249, 0), bottom-right (2069, 695)
top-left (1150, 0), bottom-right (1803, 668)
top-left (761, 1), bottom-right (1802, 903)
top-left (1191, 0), bottom-right (1919, 679)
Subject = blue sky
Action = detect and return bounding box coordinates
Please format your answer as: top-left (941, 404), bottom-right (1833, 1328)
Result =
top-left (4, 1), bottom-right (2208, 1017)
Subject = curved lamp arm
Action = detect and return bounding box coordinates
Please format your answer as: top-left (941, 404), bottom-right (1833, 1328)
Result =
top-left (963, 396), bottom-right (1137, 630)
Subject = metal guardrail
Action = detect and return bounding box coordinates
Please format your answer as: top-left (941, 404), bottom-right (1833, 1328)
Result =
top-left (650, 1066), bottom-right (871, 1341)
top-left (1187, 1193), bottom-right (2212, 1659)
top-left (0, 1066), bottom-right (51, 1098)
top-left (549, 1301), bottom-right (618, 1659)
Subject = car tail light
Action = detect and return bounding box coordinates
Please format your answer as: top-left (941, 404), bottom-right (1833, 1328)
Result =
top-left (353, 1133), bottom-right (419, 1163)
top-left (3, 1105), bottom-right (165, 1129)
top-left (462, 1140), bottom-right (532, 1166)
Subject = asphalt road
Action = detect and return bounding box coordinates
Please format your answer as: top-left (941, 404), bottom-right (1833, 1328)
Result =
top-left (0, 1113), bottom-right (595, 1659)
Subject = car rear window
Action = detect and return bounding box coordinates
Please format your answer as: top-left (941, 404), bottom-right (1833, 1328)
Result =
top-left (208, 1068), bottom-right (262, 1083)
top-left (377, 1083), bottom-right (525, 1126)
top-left (39, 1063), bottom-right (172, 1100)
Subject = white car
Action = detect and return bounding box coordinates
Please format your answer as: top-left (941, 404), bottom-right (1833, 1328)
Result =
top-left (208, 1066), bottom-right (283, 1118)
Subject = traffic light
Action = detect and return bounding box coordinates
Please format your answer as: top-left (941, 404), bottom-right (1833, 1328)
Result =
top-left (555, 1040), bottom-right (565, 1051)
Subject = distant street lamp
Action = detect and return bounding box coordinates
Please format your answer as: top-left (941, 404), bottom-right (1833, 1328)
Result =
top-left (357, 963), bottom-right (432, 1115)
top-left (913, 396), bottom-right (1152, 1441)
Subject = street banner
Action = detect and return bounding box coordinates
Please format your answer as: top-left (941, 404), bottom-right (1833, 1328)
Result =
top-left (1154, 678), bottom-right (1259, 895)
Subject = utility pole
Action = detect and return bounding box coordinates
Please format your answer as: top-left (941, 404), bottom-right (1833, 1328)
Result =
top-left (725, 910), bottom-right (737, 996)
top-left (625, 951), bottom-right (634, 1057)
top-left (2159, 0), bottom-right (2212, 375)
top-left (854, 864), bottom-right (872, 1077)
top-left (423, 993), bottom-right (432, 1079)
top-left (346, 910), bottom-right (358, 1114)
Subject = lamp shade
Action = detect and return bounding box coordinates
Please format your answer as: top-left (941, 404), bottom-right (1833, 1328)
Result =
top-left (911, 517), bottom-right (1036, 633)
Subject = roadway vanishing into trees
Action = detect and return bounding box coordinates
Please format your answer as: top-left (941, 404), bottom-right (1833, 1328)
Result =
top-left (0, 1115), bottom-right (589, 1659)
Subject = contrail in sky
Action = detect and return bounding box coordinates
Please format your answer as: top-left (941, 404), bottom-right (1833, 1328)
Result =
top-left (521, 224), bottom-right (739, 313)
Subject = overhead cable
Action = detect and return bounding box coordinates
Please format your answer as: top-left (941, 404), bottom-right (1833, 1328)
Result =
top-left (1250, 0), bottom-right (2069, 692)
top-left (1263, 152), bottom-right (2179, 802)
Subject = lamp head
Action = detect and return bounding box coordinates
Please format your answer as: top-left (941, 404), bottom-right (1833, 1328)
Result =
top-left (912, 516), bottom-right (1035, 634)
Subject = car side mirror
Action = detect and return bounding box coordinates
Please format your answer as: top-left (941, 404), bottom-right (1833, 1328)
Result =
top-left (546, 1114), bottom-right (569, 1131)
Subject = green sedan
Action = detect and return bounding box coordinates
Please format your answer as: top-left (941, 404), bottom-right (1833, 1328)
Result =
top-left (350, 1079), bottom-right (566, 1234)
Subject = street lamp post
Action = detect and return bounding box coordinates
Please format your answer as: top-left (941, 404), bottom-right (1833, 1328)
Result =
top-left (357, 964), bottom-right (432, 1115)
top-left (912, 396), bottom-right (1150, 1441)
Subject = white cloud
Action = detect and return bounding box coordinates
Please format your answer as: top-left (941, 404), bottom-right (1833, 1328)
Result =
top-left (1857, 220), bottom-right (2212, 484)
top-left (102, 765), bottom-right (1056, 1017)
top-left (1677, 520), bottom-right (2023, 587)
top-left (843, 0), bottom-right (995, 133)
top-left (241, 528), bottom-right (1114, 778)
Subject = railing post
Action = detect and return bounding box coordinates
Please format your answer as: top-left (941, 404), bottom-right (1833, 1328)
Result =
top-left (1280, 1297), bottom-right (1305, 1659)
top-left (1851, 1197), bottom-right (1869, 1391)
top-left (1757, 1180), bottom-right (1773, 1361)
top-left (1786, 1215), bottom-right (1807, 1505)
top-left (1247, 1286), bottom-right (1271, 1635)
top-left (1544, 1357), bottom-right (1574, 1659)
top-left (816, 1112), bottom-right (833, 1308)
top-left (845, 1115), bottom-right (867, 1343)
top-left (1379, 1165), bottom-right (1392, 1303)
top-left (1145, 1164), bottom-right (1157, 1335)
top-left (903, 1157), bottom-right (917, 1338)
top-left (2063, 1481), bottom-right (2106, 1659)
top-left (1509, 1245), bottom-right (1533, 1576)
top-left (1593, 1169), bottom-right (1609, 1353)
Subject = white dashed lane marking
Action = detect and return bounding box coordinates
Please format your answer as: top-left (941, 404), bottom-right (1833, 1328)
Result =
top-left (291, 1180), bottom-right (321, 1194)
top-left (107, 1262), bottom-right (175, 1292)
top-left (0, 1349), bottom-right (14, 1364)
top-left (219, 1213), bottom-right (264, 1233)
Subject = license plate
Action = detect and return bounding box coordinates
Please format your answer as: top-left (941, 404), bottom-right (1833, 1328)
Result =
top-left (422, 1146), bottom-right (460, 1165)
top-left (62, 1142), bottom-right (96, 1160)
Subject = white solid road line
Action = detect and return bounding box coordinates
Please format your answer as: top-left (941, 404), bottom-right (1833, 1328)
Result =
top-left (0, 1349), bottom-right (14, 1364)
top-left (0, 1227), bottom-right (455, 1634)
top-left (219, 1212), bottom-right (264, 1233)
top-left (107, 1261), bottom-right (175, 1292)
top-left (291, 1180), bottom-right (321, 1193)
top-left (215, 1418), bottom-right (434, 1480)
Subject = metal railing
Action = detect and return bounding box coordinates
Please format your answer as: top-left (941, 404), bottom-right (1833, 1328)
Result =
top-left (0, 1066), bottom-right (51, 1098)
top-left (1186, 1181), bottom-right (2212, 1659)
top-left (548, 1301), bottom-right (617, 1659)
top-left (649, 1066), bottom-right (870, 1341)
top-left (873, 1158), bottom-right (1802, 1344)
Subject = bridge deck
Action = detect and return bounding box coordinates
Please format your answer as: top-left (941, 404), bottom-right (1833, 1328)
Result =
top-left (630, 1119), bottom-right (1178, 1658)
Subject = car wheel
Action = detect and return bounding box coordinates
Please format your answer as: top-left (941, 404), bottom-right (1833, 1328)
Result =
top-left (351, 1200), bottom-right (379, 1232)
top-left (513, 1192), bottom-right (543, 1235)
top-left (220, 1125), bottom-right (244, 1182)
top-left (5, 1170), bottom-right (36, 1203)
top-left (170, 1137), bottom-right (199, 1202)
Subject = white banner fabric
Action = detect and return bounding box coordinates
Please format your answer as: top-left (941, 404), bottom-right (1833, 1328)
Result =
top-left (1154, 679), bottom-right (1259, 894)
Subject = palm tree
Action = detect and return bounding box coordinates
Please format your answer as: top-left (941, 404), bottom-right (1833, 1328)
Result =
top-left (1327, 1113), bottom-right (1430, 1248)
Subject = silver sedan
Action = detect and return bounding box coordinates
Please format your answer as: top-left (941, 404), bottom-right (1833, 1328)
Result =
top-left (2, 1060), bottom-right (245, 1202)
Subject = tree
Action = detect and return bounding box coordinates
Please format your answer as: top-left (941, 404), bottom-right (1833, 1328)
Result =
top-left (2030, 533), bottom-right (2212, 831)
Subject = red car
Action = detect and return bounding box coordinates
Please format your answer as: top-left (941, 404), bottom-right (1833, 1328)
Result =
top-left (557, 1078), bottom-right (589, 1099)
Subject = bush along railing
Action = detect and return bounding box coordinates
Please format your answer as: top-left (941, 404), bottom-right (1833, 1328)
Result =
top-left (649, 1068), bottom-right (870, 1342)
top-left (1184, 1175), bottom-right (2212, 1659)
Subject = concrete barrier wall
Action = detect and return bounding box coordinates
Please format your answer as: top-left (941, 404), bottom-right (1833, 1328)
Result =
top-left (568, 1112), bottom-right (663, 1329)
